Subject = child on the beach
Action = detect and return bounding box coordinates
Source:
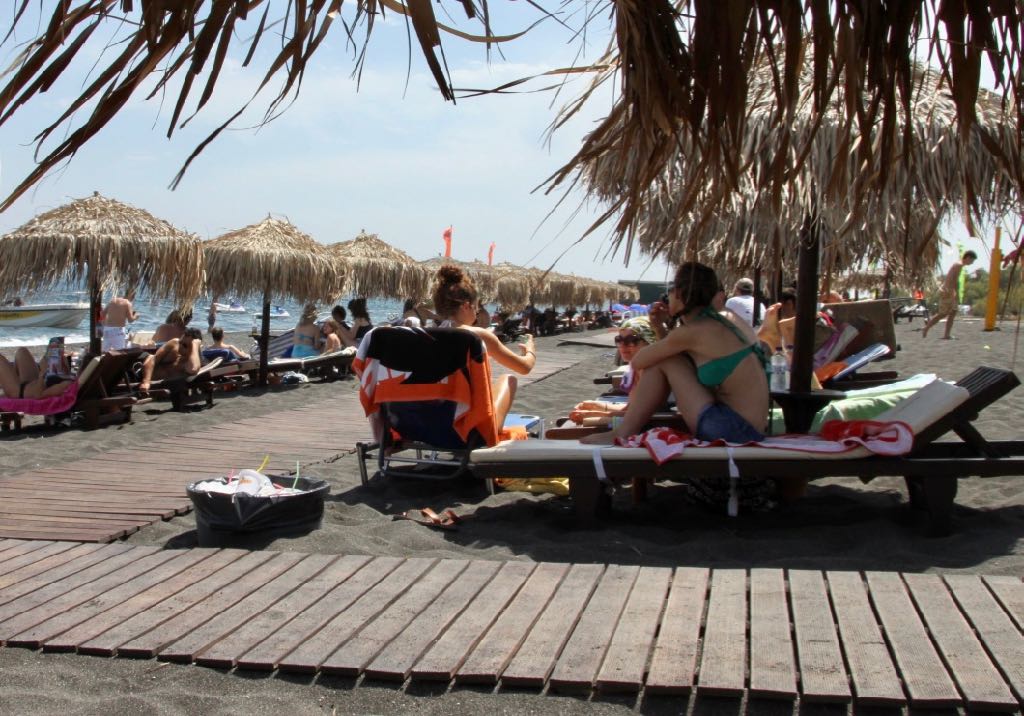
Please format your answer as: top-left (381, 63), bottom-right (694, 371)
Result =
top-left (921, 250), bottom-right (977, 339)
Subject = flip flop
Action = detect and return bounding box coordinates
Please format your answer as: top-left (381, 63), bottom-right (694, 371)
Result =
top-left (393, 507), bottom-right (461, 531)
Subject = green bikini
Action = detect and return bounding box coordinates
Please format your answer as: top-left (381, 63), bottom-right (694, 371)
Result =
top-left (694, 308), bottom-right (769, 387)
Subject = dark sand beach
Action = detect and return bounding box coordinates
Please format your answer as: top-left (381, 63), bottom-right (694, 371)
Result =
top-left (1, 318), bottom-right (1022, 714)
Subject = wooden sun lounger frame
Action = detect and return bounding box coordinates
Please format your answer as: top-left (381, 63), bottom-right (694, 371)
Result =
top-left (472, 367), bottom-right (1023, 536)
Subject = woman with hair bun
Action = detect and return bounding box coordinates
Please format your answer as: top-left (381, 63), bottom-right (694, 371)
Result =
top-left (583, 261), bottom-right (769, 446)
top-left (431, 265), bottom-right (536, 426)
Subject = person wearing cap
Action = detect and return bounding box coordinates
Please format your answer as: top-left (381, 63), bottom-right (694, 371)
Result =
top-left (568, 316), bottom-right (657, 425)
top-left (724, 277), bottom-right (765, 327)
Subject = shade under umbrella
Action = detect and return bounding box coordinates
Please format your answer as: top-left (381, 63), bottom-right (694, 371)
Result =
top-left (203, 216), bottom-right (344, 385)
top-left (331, 231), bottom-right (429, 300)
top-left (0, 191), bottom-right (202, 354)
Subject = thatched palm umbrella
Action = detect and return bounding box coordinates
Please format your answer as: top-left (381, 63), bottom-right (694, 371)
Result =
top-left (204, 216), bottom-right (344, 385)
top-left (572, 47), bottom-right (1021, 399)
top-left (0, 192), bottom-right (202, 354)
top-left (419, 257), bottom-right (501, 303)
top-left (331, 231), bottom-right (430, 300)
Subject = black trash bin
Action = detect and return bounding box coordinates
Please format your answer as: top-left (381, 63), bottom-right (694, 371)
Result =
top-left (187, 475), bottom-right (330, 546)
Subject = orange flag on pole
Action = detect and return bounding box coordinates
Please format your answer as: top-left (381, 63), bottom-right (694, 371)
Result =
top-left (488, 242), bottom-right (496, 266)
top-left (442, 226), bottom-right (453, 257)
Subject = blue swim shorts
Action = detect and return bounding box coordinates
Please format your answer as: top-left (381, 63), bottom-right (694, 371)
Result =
top-left (695, 402), bottom-right (765, 443)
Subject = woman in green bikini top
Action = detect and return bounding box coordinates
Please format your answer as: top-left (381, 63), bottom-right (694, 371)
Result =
top-left (582, 261), bottom-right (770, 446)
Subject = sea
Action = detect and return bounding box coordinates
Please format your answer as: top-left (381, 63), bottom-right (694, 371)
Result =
top-left (0, 288), bottom-right (420, 349)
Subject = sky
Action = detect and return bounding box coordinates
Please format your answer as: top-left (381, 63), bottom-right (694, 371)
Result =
top-left (0, 3), bottom-right (1012, 290)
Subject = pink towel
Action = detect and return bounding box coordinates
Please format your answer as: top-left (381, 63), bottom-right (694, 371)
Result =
top-left (617, 419), bottom-right (914, 465)
top-left (0, 380), bottom-right (80, 416)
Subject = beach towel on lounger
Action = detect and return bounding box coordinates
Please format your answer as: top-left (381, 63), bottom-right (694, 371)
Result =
top-left (354, 326), bottom-right (500, 447)
top-left (0, 380), bottom-right (80, 416)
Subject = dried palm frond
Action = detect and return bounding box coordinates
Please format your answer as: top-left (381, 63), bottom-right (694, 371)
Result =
top-left (0, 191), bottom-right (202, 306)
top-left (331, 231), bottom-right (429, 299)
top-left (203, 216), bottom-right (343, 304)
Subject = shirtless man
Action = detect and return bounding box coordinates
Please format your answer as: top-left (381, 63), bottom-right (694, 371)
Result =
top-left (138, 328), bottom-right (202, 394)
top-left (922, 250), bottom-right (977, 339)
top-left (100, 289), bottom-right (139, 351)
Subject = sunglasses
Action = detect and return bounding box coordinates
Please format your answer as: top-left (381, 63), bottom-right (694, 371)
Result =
top-left (615, 335), bottom-right (642, 346)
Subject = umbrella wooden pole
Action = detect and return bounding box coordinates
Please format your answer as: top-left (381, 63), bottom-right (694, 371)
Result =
top-left (258, 294), bottom-right (271, 386)
top-left (89, 275), bottom-right (101, 356)
top-left (753, 267), bottom-right (763, 327)
top-left (791, 215), bottom-right (820, 394)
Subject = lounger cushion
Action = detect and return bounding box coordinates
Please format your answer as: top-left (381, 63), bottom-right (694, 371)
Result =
top-left (471, 380), bottom-right (969, 465)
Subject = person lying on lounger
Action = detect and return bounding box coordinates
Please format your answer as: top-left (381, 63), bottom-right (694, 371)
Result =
top-left (569, 316), bottom-right (656, 425)
top-left (582, 261), bottom-right (769, 445)
top-left (138, 327), bottom-right (202, 394)
top-left (431, 264), bottom-right (536, 427)
top-left (202, 326), bottom-right (250, 362)
top-left (0, 347), bottom-right (75, 399)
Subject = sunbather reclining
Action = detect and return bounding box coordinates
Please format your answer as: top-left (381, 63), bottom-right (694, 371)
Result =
top-left (0, 347), bottom-right (75, 399)
top-left (431, 264), bottom-right (536, 428)
top-left (138, 327), bottom-right (202, 394)
top-left (582, 261), bottom-right (769, 446)
top-left (202, 326), bottom-right (250, 362)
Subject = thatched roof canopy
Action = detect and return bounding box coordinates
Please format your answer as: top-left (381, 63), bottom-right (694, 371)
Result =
top-left (204, 217), bottom-right (342, 303)
top-left (0, 191), bottom-right (202, 304)
top-left (331, 231), bottom-right (429, 299)
top-left (1, 3), bottom-right (1021, 232)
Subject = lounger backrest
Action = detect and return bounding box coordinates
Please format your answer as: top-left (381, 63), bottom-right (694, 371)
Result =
top-left (75, 355), bottom-right (102, 388)
top-left (873, 380), bottom-right (969, 433)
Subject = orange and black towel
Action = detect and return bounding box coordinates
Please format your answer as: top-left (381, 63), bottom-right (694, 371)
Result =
top-left (353, 326), bottom-right (499, 447)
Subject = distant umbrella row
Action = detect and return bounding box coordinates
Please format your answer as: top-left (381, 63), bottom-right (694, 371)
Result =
top-left (0, 193), bottom-right (638, 315)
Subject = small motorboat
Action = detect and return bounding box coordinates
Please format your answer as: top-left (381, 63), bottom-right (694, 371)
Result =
top-left (213, 300), bottom-right (247, 313)
top-left (0, 302), bottom-right (90, 328)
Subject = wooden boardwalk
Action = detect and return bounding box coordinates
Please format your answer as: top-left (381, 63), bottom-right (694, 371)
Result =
top-left (0, 539), bottom-right (1019, 709)
top-left (0, 351), bottom-right (583, 542)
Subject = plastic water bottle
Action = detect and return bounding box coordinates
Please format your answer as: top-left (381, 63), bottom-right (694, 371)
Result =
top-left (770, 348), bottom-right (789, 391)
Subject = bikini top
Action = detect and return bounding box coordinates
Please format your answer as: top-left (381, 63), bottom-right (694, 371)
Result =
top-left (295, 331), bottom-right (318, 346)
top-left (695, 308), bottom-right (769, 388)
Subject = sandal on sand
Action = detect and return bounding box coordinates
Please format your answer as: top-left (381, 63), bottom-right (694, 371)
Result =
top-left (394, 507), bottom-right (462, 531)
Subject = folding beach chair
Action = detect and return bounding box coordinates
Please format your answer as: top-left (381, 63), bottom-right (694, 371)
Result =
top-left (471, 367), bottom-right (1022, 535)
top-left (354, 326), bottom-right (538, 488)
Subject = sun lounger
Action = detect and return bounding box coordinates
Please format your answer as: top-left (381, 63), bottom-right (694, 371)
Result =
top-left (267, 347), bottom-right (356, 381)
top-left (142, 357), bottom-right (224, 411)
top-left (471, 367), bottom-right (1022, 534)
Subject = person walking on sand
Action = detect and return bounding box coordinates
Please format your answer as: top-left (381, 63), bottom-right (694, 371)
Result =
top-left (922, 250), bottom-right (977, 339)
top-left (100, 289), bottom-right (139, 351)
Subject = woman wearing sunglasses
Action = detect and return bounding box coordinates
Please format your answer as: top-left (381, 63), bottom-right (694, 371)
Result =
top-left (582, 261), bottom-right (769, 446)
top-left (569, 317), bottom-right (655, 425)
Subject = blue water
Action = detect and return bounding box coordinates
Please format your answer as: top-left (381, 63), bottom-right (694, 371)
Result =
top-left (0, 289), bottom-right (415, 348)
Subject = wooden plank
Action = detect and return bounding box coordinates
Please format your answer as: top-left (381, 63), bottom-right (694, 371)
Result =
top-left (904, 574), bottom-right (1018, 711)
top-left (456, 561), bottom-right (570, 684)
top-left (409, 561), bottom-right (536, 681)
top-left (278, 558), bottom-right (436, 673)
top-left (363, 560), bottom-right (503, 682)
top-left (548, 564), bottom-right (639, 693)
top-left (7, 550), bottom-right (209, 649)
top-left (0, 544), bottom-right (134, 614)
top-left (747, 568), bottom-right (797, 700)
top-left (194, 555), bottom-right (370, 669)
top-left (0, 542), bottom-right (79, 583)
top-left (983, 576), bottom-right (1024, 631)
top-left (0, 498), bottom-right (175, 519)
top-left (788, 570), bottom-right (850, 703)
top-left (321, 559), bottom-right (469, 676)
top-left (43, 549), bottom-right (228, 652)
top-left (825, 571), bottom-right (905, 706)
top-left (110, 550), bottom-right (279, 658)
top-left (944, 574), bottom-right (1024, 704)
top-left (865, 571), bottom-right (961, 708)
top-left (500, 563), bottom-right (604, 688)
top-left (696, 568), bottom-right (747, 697)
top-left (595, 566), bottom-right (672, 693)
top-left (0, 522), bottom-right (128, 541)
top-left (161, 553), bottom-right (334, 663)
top-left (236, 556), bottom-right (401, 671)
top-left (645, 567), bottom-right (709, 695)
top-left (0, 547), bottom-right (166, 641)
top-left (0, 539), bottom-right (50, 565)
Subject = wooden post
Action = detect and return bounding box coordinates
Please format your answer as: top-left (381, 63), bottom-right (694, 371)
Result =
top-left (790, 215), bottom-right (820, 393)
top-left (89, 275), bottom-right (101, 355)
top-left (752, 267), bottom-right (763, 326)
top-left (984, 227), bottom-right (1002, 331)
top-left (258, 294), bottom-right (271, 386)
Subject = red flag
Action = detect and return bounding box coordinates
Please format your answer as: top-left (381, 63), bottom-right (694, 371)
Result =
top-left (442, 226), bottom-right (453, 257)
top-left (487, 242), bottom-right (496, 266)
